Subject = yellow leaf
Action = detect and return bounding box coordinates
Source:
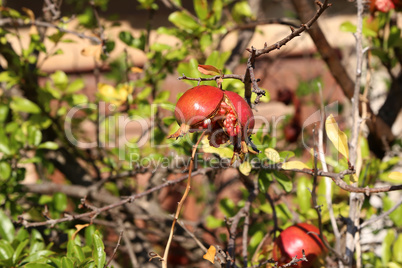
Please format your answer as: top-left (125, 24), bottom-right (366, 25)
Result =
top-left (350, 174), bottom-right (358, 183)
top-left (264, 148), bottom-right (280, 163)
top-left (130, 67), bottom-right (143, 73)
top-left (81, 45), bottom-right (102, 61)
top-left (98, 83), bottom-right (127, 106)
top-left (325, 114), bottom-right (349, 159)
top-left (239, 161), bottom-right (252, 176)
top-left (198, 64), bottom-right (221, 76)
top-left (203, 245), bottom-right (216, 264)
top-left (389, 171), bottom-right (402, 182)
top-left (71, 224), bottom-right (90, 241)
top-left (282, 161), bottom-right (310, 170)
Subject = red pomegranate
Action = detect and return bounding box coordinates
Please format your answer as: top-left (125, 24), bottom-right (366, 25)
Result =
top-left (272, 223), bottom-right (327, 268)
top-left (168, 85), bottom-right (255, 159)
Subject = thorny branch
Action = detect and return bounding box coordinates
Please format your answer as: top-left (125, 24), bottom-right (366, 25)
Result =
top-left (179, 0), bottom-right (331, 106)
top-left (243, 0), bottom-right (331, 105)
top-left (18, 169), bottom-right (209, 228)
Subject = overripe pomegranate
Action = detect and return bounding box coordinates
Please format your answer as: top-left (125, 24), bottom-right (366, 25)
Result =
top-left (168, 85), bottom-right (255, 160)
top-left (272, 223), bottom-right (327, 268)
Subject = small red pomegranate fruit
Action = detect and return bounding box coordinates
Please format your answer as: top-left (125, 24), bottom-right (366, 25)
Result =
top-left (168, 85), bottom-right (255, 160)
top-left (272, 223), bottom-right (327, 268)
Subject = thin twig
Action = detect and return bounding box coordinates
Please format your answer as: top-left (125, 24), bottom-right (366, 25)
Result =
top-left (0, 18), bottom-right (101, 44)
top-left (346, 0), bottom-right (365, 265)
top-left (18, 170), bottom-right (208, 228)
top-left (360, 195), bottom-right (402, 229)
top-left (160, 131), bottom-right (206, 268)
top-left (318, 84), bottom-right (341, 257)
top-left (106, 231), bottom-right (123, 267)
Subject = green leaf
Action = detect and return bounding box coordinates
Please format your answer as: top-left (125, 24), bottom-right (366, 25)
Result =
top-left (258, 170), bottom-right (272, 192)
top-left (92, 231), bottom-right (106, 268)
top-left (66, 79), bottom-right (85, 93)
top-left (25, 263), bottom-right (55, 268)
top-left (249, 230), bottom-right (264, 252)
top-left (232, 1), bottom-right (253, 23)
top-left (29, 229), bottom-right (44, 254)
top-left (210, 0), bottom-right (223, 25)
top-left (0, 210), bottom-right (15, 242)
top-left (393, 234), bottom-right (402, 263)
top-left (27, 126), bottom-right (42, 147)
top-left (154, 90), bottom-right (170, 104)
top-left (297, 176), bottom-right (312, 213)
top-left (169, 11), bottom-right (199, 32)
top-left (10, 97), bottom-right (41, 114)
top-left (21, 250), bottom-right (54, 263)
top-left (383, 196), bottom-right (402, 226)
top-left (0, 240), bottom-right (14, 261)
top-left (15, 228), bottom-right (29, 242)
top-left (382, 229), bottom-right (395, 266)
top-left (85, 225), bottom-right (96, 248)
top-left (194, 0), bottom-right (208, 21)
top-left (200, 34), bottom-right (212, 52)
top-left (53, 192), bottom-right (68, 212)
top-left (206, 215), bottom-right (224, 229)
top-left (51, 70), bottom-right (69, 90)
top-left (274, 170), bottom-right (292, 192)
top-left (12, 239), bottom-right (29, 265)
top-left (72, 244), bottom-right (85, 262)
top-left (340, 21), bottom-right (356, 33)
top-left (37, 141), bottom-right (59, 150)
top-left (0, 104), bottom-right (9, 122)
top-left (0, 161), bottom-right (11, 181)
top-left (0, 129), bottom-right (10, 155)
top-left (61, 256), bottom-right (74, 268)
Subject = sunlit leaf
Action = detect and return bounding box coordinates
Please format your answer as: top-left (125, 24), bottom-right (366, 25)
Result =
top-left (389, 171), bottom-right (402, 182)
top-left (203, 245), bottom-right (216, 264)
top-left (239, 161), bottom-right (252, 176)
top-left (130, 67), bottom-right (143, 73)
top-left (264, 148), bottom-right (280, 163)
top-left (325, 114), bottom-right (349, 159)
top-left (282, 161), bottom-right (310, 170)
top-left (198, 64), bottom-right (221, 76)
top-left (350, 174), bottom-right (358, 183)
top-left (81, 44), bottom-right (102, 61)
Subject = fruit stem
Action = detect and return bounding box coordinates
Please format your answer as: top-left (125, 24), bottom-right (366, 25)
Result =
top-left (161, 131), bottom-right (206, 268)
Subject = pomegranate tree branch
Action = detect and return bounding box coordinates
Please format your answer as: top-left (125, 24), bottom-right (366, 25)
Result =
top-left (255, 0), bottom-right (331, 57)
top-left (274, 166), bottom-right (402, 194)
top-left (160, 131), bottom-right (206, 268)
top-left (291, 0), bottom-right (394, 157)
top-left (226, 179), bottom-right (258, 268)
top-left (18, 170), bottom-right (208, 228)
top-left (0, 17), bottom-right (102, 44)
top-left (178, 73), bottom-right (244, 84)
top-left (359, 195), bottom-right (402, 230)
top-left (312, 131), bottom-right (348, 264)
top-left (243, 0), bottom-right (331, 105)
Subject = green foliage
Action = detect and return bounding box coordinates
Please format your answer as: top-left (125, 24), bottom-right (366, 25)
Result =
top-left (0, 1), bottom-right (401, 267)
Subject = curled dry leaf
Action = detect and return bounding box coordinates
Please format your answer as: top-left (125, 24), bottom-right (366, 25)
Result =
top-left (203, 245), bottom-right (216, 264)
top-left (198, 64), bottom-right (221, 76)
top-left (71, 223), bottom-right (90, 240)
